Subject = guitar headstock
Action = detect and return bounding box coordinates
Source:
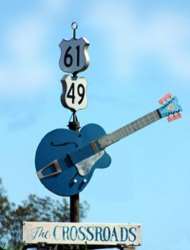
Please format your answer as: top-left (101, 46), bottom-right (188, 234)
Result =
top-left (158, 93), bottom-right (182, 122)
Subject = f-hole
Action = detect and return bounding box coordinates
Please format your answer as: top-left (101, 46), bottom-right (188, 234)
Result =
top-left (50, 141), bottom-right (79, 148)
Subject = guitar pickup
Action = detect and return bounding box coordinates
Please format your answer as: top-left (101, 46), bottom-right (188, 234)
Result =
top-left (37, 160), bottom-right (62, 180)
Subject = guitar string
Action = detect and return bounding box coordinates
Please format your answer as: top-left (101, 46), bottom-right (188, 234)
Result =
top-left (98, 110), bottom-right (160, 149)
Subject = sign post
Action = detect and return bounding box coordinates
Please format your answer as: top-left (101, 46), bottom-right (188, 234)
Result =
top-left (59, 22), bottom-right (90, 223)
top-left (67, 113), bottom-right (80, 223)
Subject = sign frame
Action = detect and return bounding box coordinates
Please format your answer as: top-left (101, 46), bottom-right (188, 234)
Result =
top-left (61, 74), bottom-right (88, 111)
top-left (59, 37), bottom-right (90, 75)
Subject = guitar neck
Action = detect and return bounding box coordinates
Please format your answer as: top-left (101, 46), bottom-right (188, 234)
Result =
top-left (97, 109), bottom-right (161, 149)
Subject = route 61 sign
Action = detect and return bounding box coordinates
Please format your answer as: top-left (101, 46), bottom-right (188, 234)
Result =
top-left (61, 75), bottom-right (87, 111)
top-left (59, 37), bottom-right (90, 75)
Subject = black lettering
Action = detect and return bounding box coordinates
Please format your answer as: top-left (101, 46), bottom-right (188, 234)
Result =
top-left (32, 227), bottom-right (42, 240)
top-left (95, 226), bottom-right (103, 241)
top-left (86, 227), bottom-right (94, 241)
top-left (62, 226), bottom-right (70, 240)
top-left (67, 82), bottom-right (75, 104)
top-left (53, 226), bottom-right (61, 240)
top-left (111, 227), bottom-right (119, 242)
top-left (70, 226), bottom-right (78, 241)
top-left (102, 227), bottom-right (111, 241)
top-left (77, 84), bottom-right (85, 104)
top-left (129, 227), bottom-right (137, 242)
top-left (64, 46), bottom-right (73, 67)
top-left (76, 45), bottom-right (80, 66)
top-left (78, 226), bottom-right (86, 241)
top-left (120, 227), bottom-right (128, 242)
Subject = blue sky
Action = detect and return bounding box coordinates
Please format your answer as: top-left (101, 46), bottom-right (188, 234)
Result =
top-left (0, 1), bottom-right (190, 249)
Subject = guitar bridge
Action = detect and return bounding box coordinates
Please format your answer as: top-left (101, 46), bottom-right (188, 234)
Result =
top-left (75, 151), bottom-right (104, 176)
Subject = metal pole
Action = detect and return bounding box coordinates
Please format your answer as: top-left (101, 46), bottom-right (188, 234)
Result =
top-left (68, 112), bottom-right (80, 223)
top-left (70, 194), bottom-right (80, 222)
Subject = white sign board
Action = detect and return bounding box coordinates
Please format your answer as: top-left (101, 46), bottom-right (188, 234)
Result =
top-left (61, 75), bottom-right (87, 111)
top-left (23, 222), bottom-right (141, 246)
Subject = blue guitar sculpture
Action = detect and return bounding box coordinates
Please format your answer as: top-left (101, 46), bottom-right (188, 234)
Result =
top-left (35, 93), bottom-right (182, 196)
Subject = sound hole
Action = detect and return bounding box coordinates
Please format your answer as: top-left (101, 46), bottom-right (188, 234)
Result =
top-left (50, 141), bottom-right (79, 148)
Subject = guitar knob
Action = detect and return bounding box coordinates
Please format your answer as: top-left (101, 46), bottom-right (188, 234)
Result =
top-left (73, 179), bottom-right (78, 184)
top-left (78, 178), bottom-right (88, 190)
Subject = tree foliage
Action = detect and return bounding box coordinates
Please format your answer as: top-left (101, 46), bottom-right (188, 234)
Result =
top-left (0, 179), bottom-right (12, 247)
top-left (0, 178), bottom-right (89, 250)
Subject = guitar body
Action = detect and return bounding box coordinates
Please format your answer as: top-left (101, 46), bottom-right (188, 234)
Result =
top-left (35, 124), bottom-right (111, 196)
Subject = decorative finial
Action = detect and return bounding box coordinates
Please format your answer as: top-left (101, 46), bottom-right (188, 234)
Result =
top-left (71, 21), bottom-right (78, 39)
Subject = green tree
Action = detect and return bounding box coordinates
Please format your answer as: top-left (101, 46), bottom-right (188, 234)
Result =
top-left (0, 178), bottom-right (89, 250)
top-left (0, 179), bottom-right (12, 248)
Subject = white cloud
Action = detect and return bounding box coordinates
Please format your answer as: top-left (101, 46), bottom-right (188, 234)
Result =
top-left (1, 1), bottom-right (190, 98)
top-left (0, 15), bottom-right (51, 97)
top-left (87, 1), bottom-right (190, 81)
top-left (0, 21), bottom-right (50, 97)
top-left (43, 0), bottom-right (68, 15)
top-left (0, 0), bottom-right (68, 97)
top-left (7, 18), bottom-right (46, 61)
top-left (0, 64), bottom-right (51, 96)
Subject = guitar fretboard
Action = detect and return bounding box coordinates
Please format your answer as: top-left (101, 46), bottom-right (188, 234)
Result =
top-left (97, 110), bottom-right (161, 149)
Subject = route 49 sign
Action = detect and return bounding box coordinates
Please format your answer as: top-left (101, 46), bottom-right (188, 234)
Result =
top-left (61, 75), bottom-right (87, 111)
top-left (59, 37), bottom-right (90, 75)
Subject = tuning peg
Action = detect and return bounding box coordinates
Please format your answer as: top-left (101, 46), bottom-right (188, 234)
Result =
top-left (167, 113), bottom-right (181, 122)
top-left (167, 114), bottom-right (174, 122)
top-left (174, 113), bottom-right (182, 120)
top-left (159, 93), bottom-right (172, 104)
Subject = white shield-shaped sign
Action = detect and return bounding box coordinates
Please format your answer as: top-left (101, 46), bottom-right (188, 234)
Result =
top-left (59, 37), bottom-right (90, 75)
top-left (61, 75), bottom-right (88, 111)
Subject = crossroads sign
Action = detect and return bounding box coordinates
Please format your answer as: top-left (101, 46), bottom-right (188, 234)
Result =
top-left (23, 222), bottom-right (141, 247)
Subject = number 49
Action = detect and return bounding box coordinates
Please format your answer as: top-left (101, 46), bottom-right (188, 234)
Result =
top-left (67, 82), bottom-right (85, 105)
top-left (61, 75), bottom-right (88, 111)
